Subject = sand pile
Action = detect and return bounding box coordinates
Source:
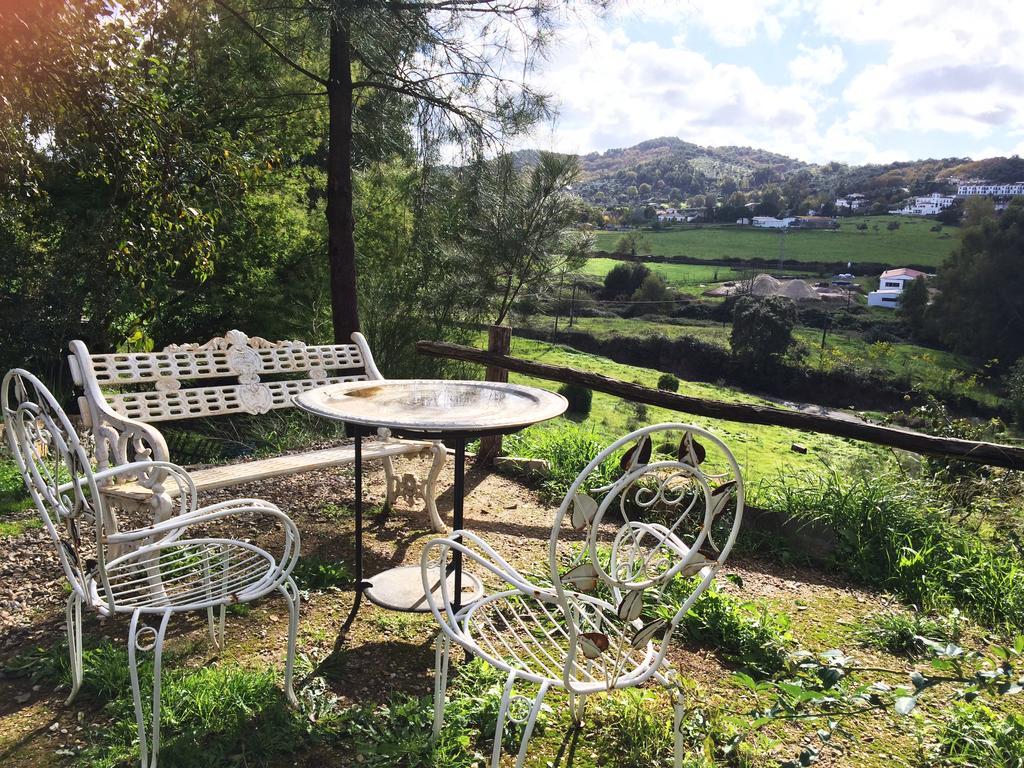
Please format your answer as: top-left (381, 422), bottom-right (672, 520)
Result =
top-left (750, 274), bottom-right (782, 296)
top-left (779, 279), bottom-right (821, 300)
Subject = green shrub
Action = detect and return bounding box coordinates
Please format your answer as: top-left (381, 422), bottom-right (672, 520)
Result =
top-left (558, 382), bottom-right (593, 416)
top-left (656, 373), bottom-right (680, 392)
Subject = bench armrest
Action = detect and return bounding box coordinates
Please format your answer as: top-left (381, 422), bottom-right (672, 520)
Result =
top-left (68, 339), bottom-right (171, 474)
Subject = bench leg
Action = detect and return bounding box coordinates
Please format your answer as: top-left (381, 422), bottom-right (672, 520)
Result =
top-left (421, 441), bottom-right (447, 533)
top-left (382, 456), bottom-right (397, 511)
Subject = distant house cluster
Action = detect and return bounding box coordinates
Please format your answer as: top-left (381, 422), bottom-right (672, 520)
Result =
top-left (957, 182), bottom-right (1024, 196)
top-left (889, 192), bottom-right (956, 216)
top-left (868, 267), bottom-right (929, 309)
top-left (656, 207), bottom-right (701, 223)
top-left (749, 216), bottom-right (839, 229)
top-left (835, 193), bottom-right (868, 211)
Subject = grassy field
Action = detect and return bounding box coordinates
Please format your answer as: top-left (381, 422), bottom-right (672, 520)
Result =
top-left (593, 215), bottom-right (959, 267)
top-left (522, 315), bottom-right (994, 405)
top-left (578, 257), bottom-right (817, 296)
top-left (502, 336), bottom-right (880, 484)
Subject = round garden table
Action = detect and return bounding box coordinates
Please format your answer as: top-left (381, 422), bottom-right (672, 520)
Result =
top-left (294, 379), bottom-right (567, 626)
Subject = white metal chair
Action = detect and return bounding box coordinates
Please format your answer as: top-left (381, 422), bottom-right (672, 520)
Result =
top-left (2, 369), bottom-right (301, 768)
top-left (421, 423), bottom-right (744, 768)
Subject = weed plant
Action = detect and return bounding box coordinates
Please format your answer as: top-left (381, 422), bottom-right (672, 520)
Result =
top-left (931, 702), bottom-right (1024, 767)
top-left (290, 556), bottom-right (352, 591)
top-left (503, 424), bottom-right (619, 502)
top-left (760, 468), bottom-right (1024, 632)
top-left (855, 609), bottom-right (963, 657)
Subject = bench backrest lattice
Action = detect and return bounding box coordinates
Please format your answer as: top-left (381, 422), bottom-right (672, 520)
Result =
top-left (70, 329), bottom-right (382, 424)
top-left (68, 329), bottom-right (385, 474)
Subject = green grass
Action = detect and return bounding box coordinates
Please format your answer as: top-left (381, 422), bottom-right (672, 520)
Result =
top-left (594, 216), bottom-right (958, 268)
top-left (527, 315), bottom-right (993, 405)
top-left (500, 336), bottom-right (875, 484)
top-left (854, 609), bottom-right (964, 657)
top-left (579, 258), bottom-right (816, 297)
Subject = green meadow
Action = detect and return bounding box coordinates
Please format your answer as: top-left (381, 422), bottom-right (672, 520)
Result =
top-left (501, 336), bottom-right (878, 483)
top-left (593, 215), bottom-right (959, 267)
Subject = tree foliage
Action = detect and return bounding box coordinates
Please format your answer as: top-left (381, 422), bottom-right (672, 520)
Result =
top-left (458, 152), bottom-right (591, 325)
top-left (898, 275), bottom-right (930, 334)
top-left (931, 198), bottom-right (1024, 364)
top-left (603, 262), bottom-right (651, 299)
top-left (730, 296), bottom-right (797, 369)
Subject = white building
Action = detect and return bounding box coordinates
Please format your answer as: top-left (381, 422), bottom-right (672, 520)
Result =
top-left (890, 193), bottom-right (956, 216)
top-left (835, 193), bottom-right (867, 211)
top-left (752, 216), bottom-right (795, 228)
top-left (957, 182), bottom-right (1024, 197)
top-left (867, 267), bottom-right (929, 308)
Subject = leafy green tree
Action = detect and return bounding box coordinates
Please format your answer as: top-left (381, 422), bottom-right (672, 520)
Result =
top-left (898, 275), bottom-right (929, 333)
top-left (931, 199), bottom-right (1024, 362)
top-left (0, 0), bottom-right (294, 377)
top-left (631, 273), bottom-right (673, 313)
top-left (217, 0), bottom-right (560, 340)
top-left (1006, 358), bottom-right (1024, 425)
top-left (603, 263), bottom-right (650, 298)
top-left (612, 232), bottom-right (651, 258)
top-left (730, 296), bottom-right (797, 369)
top-left (459, 152), bottom-right (591, 326)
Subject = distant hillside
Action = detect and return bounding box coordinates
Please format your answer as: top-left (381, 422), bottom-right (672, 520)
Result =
top-left (539, 136), bottom-right (1023, 210)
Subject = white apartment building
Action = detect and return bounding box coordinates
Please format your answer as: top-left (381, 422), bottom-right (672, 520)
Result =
top-left (752, 216), bottom-right (795, 228)
top-left (957, 182), bottom-right (1024, 196)
top-left (890, 193), bottom-right (956, 216)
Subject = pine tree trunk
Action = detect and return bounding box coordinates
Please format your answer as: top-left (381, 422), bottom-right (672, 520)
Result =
top-left (326, 19), bottom-right (360, 342)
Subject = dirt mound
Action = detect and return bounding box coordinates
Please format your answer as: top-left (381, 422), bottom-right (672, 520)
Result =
top-left (779, 279), bottom-right (821, 300)
top-left (750, 273), bottom-right (782, 296)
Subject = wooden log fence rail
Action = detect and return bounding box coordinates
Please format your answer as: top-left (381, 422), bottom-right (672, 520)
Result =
top-left (416, 339), bottom-right (1024, 472)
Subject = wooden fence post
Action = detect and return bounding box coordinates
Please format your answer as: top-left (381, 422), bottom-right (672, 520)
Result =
top-left (476, 325), bottom-right (512, 466)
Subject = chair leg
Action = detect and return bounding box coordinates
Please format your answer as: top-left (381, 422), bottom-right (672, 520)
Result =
top-left (422, 441), bottom-right (447, 533)
top-left (64, 592), bottom-right (83, 705)
top-left (278, 576), bottom-right (300, 707)
top-left (672, 689), bottom-right (685, 768)
top-left (128, 609), bottom-right (171, 768)
top-left (432, 632), bottom-right (452, 738)
top-left (490, 670), bottom-right (518, 768)
top-left (568, 691), bottom-right (588, 727)
top-left (513, 680), bottom-right (551, 768)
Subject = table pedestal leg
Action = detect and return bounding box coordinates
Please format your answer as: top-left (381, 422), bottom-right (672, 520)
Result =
top-left (341, 428), bottom-right (366, 634)
top-left (452, 437), bottom-right (465, 614)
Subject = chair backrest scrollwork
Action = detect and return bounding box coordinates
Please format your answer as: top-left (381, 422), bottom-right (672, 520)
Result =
top-left (2, 369), bottom-right (109, 601)
top-left (549, 423), bottom-right (744, 689)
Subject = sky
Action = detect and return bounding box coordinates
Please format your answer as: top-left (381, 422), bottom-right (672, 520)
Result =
top-left (518, 0), bottom-right (1024, 165)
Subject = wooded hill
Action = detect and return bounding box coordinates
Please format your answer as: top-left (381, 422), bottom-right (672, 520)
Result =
top-left (533, 136), bottom-right (1024, 208)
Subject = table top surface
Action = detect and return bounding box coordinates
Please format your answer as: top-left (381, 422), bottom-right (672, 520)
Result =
top-left (293, 379), bottom-right (568, 437)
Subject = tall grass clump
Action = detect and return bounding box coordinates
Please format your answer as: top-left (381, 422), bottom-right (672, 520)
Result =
top-left (760, 468), bottom-right (1024, 631)
top-left (502, 424), bottom-right (619, 502)
top-left (931, 702), bottom-right (1024, 767)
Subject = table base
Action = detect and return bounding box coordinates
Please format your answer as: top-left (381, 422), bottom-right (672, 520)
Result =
top-left (364, 565), bottom-right (484, 613)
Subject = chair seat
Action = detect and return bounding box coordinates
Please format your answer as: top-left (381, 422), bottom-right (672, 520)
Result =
top-left (459, 591), bottom-right (657, 691)
top-left (86, 539), bottom-right (283, 614)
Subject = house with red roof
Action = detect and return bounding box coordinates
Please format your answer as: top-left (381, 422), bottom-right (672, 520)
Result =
top-left (868, 268), bottom-right (930, 308)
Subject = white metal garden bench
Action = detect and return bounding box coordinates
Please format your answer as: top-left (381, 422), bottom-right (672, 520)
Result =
top-left (2, 368), bottom-right (301, 768)
top-left (68, 330), bottom-right (448, 531)
top-left (422, 423), bottom-right (745, 768)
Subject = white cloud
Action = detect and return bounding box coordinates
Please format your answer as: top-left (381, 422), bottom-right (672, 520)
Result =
top-left (788, 44), bottom-right (846, 85)
top-left (525, 23), bottom-right (824, 159)
top-left (508, 0), bottom-right (1024, 164)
